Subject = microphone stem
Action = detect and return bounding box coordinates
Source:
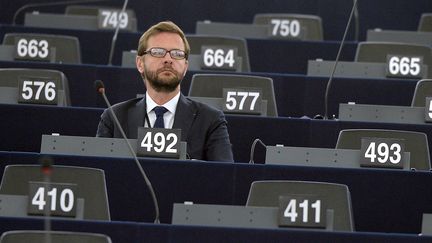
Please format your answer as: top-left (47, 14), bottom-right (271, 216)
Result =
top-left (43, 173), bottom-right (51, 243)
top-left (107, 0), bottom-right (129, 65)
top-left (324, 0), bottom-right (358, 119)
top-left (101, 91), bottom-right (160, 223)
top-left (12, 0), bottom-right (107, 25)
top-left (249, 138), bottom-right (267, 164)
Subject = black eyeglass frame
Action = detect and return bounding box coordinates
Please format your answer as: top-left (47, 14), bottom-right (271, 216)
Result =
top-left (142, 47), bottom-right (188, 60)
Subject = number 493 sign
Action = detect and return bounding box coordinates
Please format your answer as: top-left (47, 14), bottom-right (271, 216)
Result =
top-left (360, 137), bottom-right (405, 169)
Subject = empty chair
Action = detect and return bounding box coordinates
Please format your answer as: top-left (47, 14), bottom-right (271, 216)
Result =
top-left (253, 13), bottom-right (323, 40)
top-left (65, 5), bottom-right (137, 31)
top-left (65, 5), bottom-right (136, 18)
top-left (3, 33), bottom-right (81, 64)
top-left (246, 180), bottom-right (354, 231)
top-left (188, 73), bottom-right (278, 116)
top-left (66, 5), bottom-right (105, 15)
top-left (0, 165), bottom-right (110, 220)
top-left (186, 35), bottom-right (250, 72)
top-left (336, 129), bottom-right (431, 170)
top-left (418, 13), bottom-right (432, 32)
top-left (411, 79), bottom-right (432, 107)
top-left (196, 21), bottom-right (268, 40)
top-left (0, 68), bottom-right (71, 106)
top-left (0, 230), bottom-right (111, 243)
top-left (355, 42), bottom-right (432, 73)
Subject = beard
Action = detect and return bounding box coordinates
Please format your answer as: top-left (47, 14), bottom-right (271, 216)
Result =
top-left (143, 65), bottom-right (183, 93)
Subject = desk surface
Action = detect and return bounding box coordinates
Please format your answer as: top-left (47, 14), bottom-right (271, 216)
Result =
top-left (1, 103), bottom-right (432, 163)
top-left (1, 151), bottom-right (432, 234)
top-left (0, 24), bottom-right (357, 73)
top-left (2, 0), bottom-right (432, 41)
top-left (0, 60), bottom-right (418, 118)
top-left (0, 216), bottom-right (431, 243)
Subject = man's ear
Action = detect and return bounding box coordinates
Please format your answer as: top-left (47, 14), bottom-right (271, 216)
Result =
top-left (136, 55), bottom-right (144, 73)
top-left (182, 60), bottom-right (188, 77)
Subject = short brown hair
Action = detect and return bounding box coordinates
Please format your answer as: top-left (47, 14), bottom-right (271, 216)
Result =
top-left (137, 21), bottom-right (190, 58)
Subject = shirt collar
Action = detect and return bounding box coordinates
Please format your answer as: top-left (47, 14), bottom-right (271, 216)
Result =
top-left (146, 92), bottom-right (180, 114)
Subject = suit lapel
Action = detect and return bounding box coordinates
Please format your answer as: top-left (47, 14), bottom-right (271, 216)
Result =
top-left (173, 94), bottom-right (197, 141)
top-left (127, 98), bottom-right (146, 138)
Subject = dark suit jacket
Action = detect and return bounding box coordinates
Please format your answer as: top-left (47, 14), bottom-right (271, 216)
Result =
top-left (96, 94), bottom-right (234, 162)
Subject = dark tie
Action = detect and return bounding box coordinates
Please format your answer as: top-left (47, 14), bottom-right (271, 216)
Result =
top-left (153, 106), bottom-right (168, 128)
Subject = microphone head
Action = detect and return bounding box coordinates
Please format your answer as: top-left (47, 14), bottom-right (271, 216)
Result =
top-left (95, 80), bottom-right (105, 94)
top-left (39, 156), bottom-right (53, 176)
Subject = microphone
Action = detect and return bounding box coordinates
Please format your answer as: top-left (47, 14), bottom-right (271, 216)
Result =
top-left (249, 138), bottom-right (267, 164)
top-left (12, 0), bottom-right (108, 25)
top-left (322, 0), bottom-right (358, 119)
top-left (107, 0), bottom-right (130, 65)
top-left (95, 80), bottom-right (160, 223)
top-left (39, 156), bottom-right (53, 243)
top-left (353, 0), bottom-right (360, 41)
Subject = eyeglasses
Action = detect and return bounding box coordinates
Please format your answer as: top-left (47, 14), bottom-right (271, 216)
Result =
top-left (143, 47), bottom-right (188, 60)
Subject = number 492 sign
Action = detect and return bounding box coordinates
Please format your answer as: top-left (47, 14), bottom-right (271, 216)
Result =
top-left (136, 127), bottom-right (182, 158)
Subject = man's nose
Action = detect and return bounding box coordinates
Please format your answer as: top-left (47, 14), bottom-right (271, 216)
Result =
top-left (162, 52), bottom-right (174, 63)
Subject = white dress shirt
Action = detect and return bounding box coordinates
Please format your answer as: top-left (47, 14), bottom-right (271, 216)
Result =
top-left (145, 92), bottom-right (180, 128)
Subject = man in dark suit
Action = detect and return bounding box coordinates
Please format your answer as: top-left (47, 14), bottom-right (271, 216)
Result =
top-left (96, 21), bottom-right (234, 162)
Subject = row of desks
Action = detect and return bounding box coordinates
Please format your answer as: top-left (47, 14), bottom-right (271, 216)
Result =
top-left (0, 24), bottom-right (358, 73)
top-left (2, 0), bottom-right (431, 40)
top-left (1, 151), bottom-right (432, 235)
top-left (1, 216), bottom-right (431, 243)
top-left (0, 60), bottom-right (418, 118)
top-left (1, 103), bottom-right (432, 163)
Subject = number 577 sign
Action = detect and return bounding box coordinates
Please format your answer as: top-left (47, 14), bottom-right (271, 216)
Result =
top-left (222, 88), bottom-right (262, 115)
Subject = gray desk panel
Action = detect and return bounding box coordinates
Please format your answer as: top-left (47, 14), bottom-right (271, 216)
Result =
top-left (40, 135), bottom-right (187, 160)
top-left (367, 29), bottom-right (432, 46)
top-left (339, 103), bottom-right (427, 125)
top-left (0, 87), bottom-right (67, 106)
top-left (265, 146), bottom-right (410, 170)
top-left (172, 203), bottom-right (279, 228)
top-left (172, 203), bottom-right (336, 230)
top-left (187, 96), bottom-right (268, 116)
top-left (0, 45), bottom-right (14, 61)
top-left (307, 60), bottom-right (428, 79)
top-left (0, 194), bottom-right (84, 220)
top-left (24, 13), bottom-right (137, 31)
top-left (196, 21), bottom-right (268, 39)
